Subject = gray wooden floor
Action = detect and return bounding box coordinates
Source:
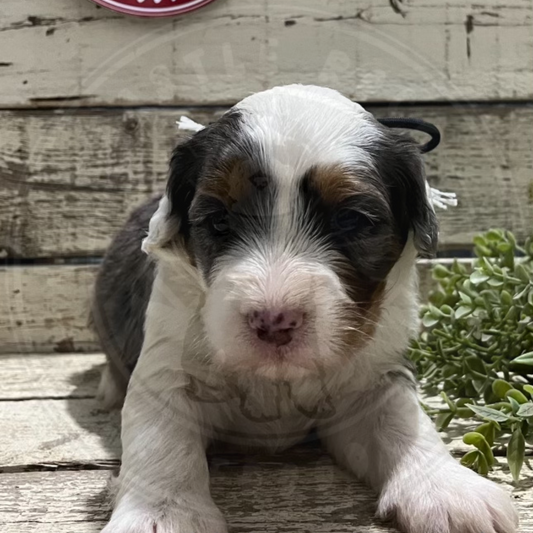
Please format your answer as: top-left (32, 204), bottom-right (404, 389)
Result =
top-left (1, 353), bottom-right (532, 532)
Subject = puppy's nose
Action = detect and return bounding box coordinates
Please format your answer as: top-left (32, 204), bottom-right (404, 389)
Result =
top-left (248, 309), bottom-right (304, 347)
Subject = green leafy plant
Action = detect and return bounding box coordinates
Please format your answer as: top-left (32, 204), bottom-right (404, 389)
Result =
top-left (410, 229), bottom-right (533, 481)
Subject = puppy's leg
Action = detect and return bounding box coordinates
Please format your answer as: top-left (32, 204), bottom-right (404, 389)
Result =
top-left (101, 371), bottom-right (226, 533)
top-left (96, 362), bottom-right (127, 410)
top-left (319, 376), bottom-right (518, 533)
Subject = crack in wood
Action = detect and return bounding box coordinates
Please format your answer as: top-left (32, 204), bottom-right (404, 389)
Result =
top-left (0, 460), bottom-right (120, 474)
top-left (28, 95), bottom-right (96, 104)
top-left (313, 11), bottom-right (369, 22)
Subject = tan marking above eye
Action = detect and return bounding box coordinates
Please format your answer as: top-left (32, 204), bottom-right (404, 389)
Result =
top-left (199, 159), bottom-right (262, 207)
top-left (307, 164), bottom-right (385, 207)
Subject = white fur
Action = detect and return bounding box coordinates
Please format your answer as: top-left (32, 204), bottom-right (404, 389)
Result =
top-left (102, 85), bottom-right (517, 533)
top-left (141, 195), bottom-right (171, 255)
top-left (236, 84), bottom-right (378, 177)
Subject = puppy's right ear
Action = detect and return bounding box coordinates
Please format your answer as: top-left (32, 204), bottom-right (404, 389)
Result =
top-left (142, 129), bottom-right (208, 256)
top-left (142, 110), bottom-right (242, 257)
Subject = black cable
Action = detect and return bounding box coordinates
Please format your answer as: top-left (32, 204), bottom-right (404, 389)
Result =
top-left (377, 117), bottom-right (441, 153)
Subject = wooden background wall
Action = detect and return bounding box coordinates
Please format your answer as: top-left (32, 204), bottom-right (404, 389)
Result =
top-left (0, 0), bottom-right (532, 354)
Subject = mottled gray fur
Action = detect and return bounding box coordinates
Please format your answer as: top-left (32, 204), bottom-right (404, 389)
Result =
top-left (90, 196), bottom-right (160, 398)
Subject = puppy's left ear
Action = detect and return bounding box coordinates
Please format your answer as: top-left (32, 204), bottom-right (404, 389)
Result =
top-left (373, 129), bottom-right (439, 258)
top-left (142, 127), bottom-right (210, 256)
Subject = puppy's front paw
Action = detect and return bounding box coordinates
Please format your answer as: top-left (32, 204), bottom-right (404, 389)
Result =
top-left (377, 462), bottom-right (518, 533)
top-left (101, 502), bottom-right (228, 533)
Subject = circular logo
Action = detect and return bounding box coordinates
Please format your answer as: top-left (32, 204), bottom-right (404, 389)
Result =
top-left (89, 0), bottom-right (219, 17)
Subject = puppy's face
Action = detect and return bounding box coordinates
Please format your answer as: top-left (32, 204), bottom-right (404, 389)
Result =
top-left (157, 86), bottom-right (437, 379)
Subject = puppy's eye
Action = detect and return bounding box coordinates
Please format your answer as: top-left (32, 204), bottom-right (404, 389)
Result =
top-left (333, 208), bottom-right (373, 233)
top-left (208, 213), bottom-right (230, 236)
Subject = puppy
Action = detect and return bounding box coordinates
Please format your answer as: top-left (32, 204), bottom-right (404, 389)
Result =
top-left (94, 85), bottom-right (517, 533)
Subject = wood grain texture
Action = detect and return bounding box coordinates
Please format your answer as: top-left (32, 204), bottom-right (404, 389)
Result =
top-left (0, 352), bottom-right (104, 399)
top-left (0, 459), bottom-right (531, 533)
top-left (0, 260), bottom-right (446, 354)
top-left (0, 0), bottom-right (532, 107)
top-left (0, 397), bottom-right (121, 468)
top-left (1, 105), bottom-right (532, 258)
top-left (0, 265), bottom-right (97, 354)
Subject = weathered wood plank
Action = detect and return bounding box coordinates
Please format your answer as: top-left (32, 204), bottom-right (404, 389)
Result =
top-left (0, 398), bottom-right (121, 468)
top-left (0, 462), bottom-right (395, 533)
top-left (0, 265), bottom-right (98, 354)
top-left (0, 0), bottom-right (532, 107)
top-left (0, 352), bottom-right (104, 399)
top-left (0, 259), bottom-right (446, 354)
top-left (0, 461), bottom-right (531, 533)
top-left (1, 106), bottom-right (532, 258)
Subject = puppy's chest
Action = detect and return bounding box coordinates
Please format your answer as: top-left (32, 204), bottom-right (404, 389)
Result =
top-left (187, 375), bottom-right (337, 446)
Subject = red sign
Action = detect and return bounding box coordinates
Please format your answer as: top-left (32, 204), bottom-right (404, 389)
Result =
top-left (89, 0), bottom-right (218, 17)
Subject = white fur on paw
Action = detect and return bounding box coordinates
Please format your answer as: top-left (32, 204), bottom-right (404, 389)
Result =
top-left (377, 463), bottom-right (518, 533)
top-left (101, 505), bottom-right (228, 533)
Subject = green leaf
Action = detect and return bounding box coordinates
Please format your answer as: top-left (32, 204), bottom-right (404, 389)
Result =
top-left (492, 379), bottom-right (513, 399)
top-left (435, 411), bottom-right (454, 431)
top-left (462, 432), bottom-right (495, 466)
top-left (483, 385), bottom-right (499, 405)
top-left (506, 389), bottom-right (529, 405)
top-left (515, 263), bottom-right (531, 283)
top-left (500, 290), bottom-right (513, 306)
top-left (516, 402), bottom-right (533, 418)
top-left (442, 364), bottom-right (458, 378)
top-left (507, 428), bottom-right (526, 482)
top-left (440, 391), bottom-right (457, 413)
top-left (452, 260), bottom-right (468, 275)
top-left (459, 291), bottom-right (472, 304)
top-left (486, 229), bottom-right (503, 241)
top-left (514, 285), bottom-right (530, 301)
top-left (457, 407), bottom-right (475, 418)
top-left (455, 305), bottom-right (472, 319)
top-left (476, 449), bottom-right (490, 475)
top-left (470, 271), bottom-right (490, 285)
top-left (433, 264), bottom-right (451, 280)
top-left (422, 314), bottom-right (439, 328)
top-left (463, 431), bottom-right (485, 447)
top-left (439, 304), bottom-right (454, 317)
top-left (503, 306), bottom-right (518, 322)
top-left (461, 449), bottom-right (480, 467)
top-left (498, 242), bottom-right (512, 254)
top-left (507, 396), bottom-right (521, 414)
top-left (465, 356), bottom-right (487, 377)
top-left (512, 352), bottom-right (533, 366)
top-left (523, 385), bottom-right (533, 399)
top-left (481, 257), bottom-right (495, 274)
top-left (473, 235), bottom-right (488, 247)
top-left (475, 422), bottom-right (496, 446)
top-left (466, 404), bottom-right (512, 423)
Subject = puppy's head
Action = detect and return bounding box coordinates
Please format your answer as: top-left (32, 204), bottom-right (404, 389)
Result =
top-left (147, 85), bottom-right (437, 380)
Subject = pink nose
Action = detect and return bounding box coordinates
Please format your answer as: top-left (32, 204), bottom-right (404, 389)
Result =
top-left (247, 309), bottom-right (304, 347)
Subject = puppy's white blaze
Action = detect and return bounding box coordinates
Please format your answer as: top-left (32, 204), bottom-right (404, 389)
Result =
top-left (236, 84), bottom-right (380, 183)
